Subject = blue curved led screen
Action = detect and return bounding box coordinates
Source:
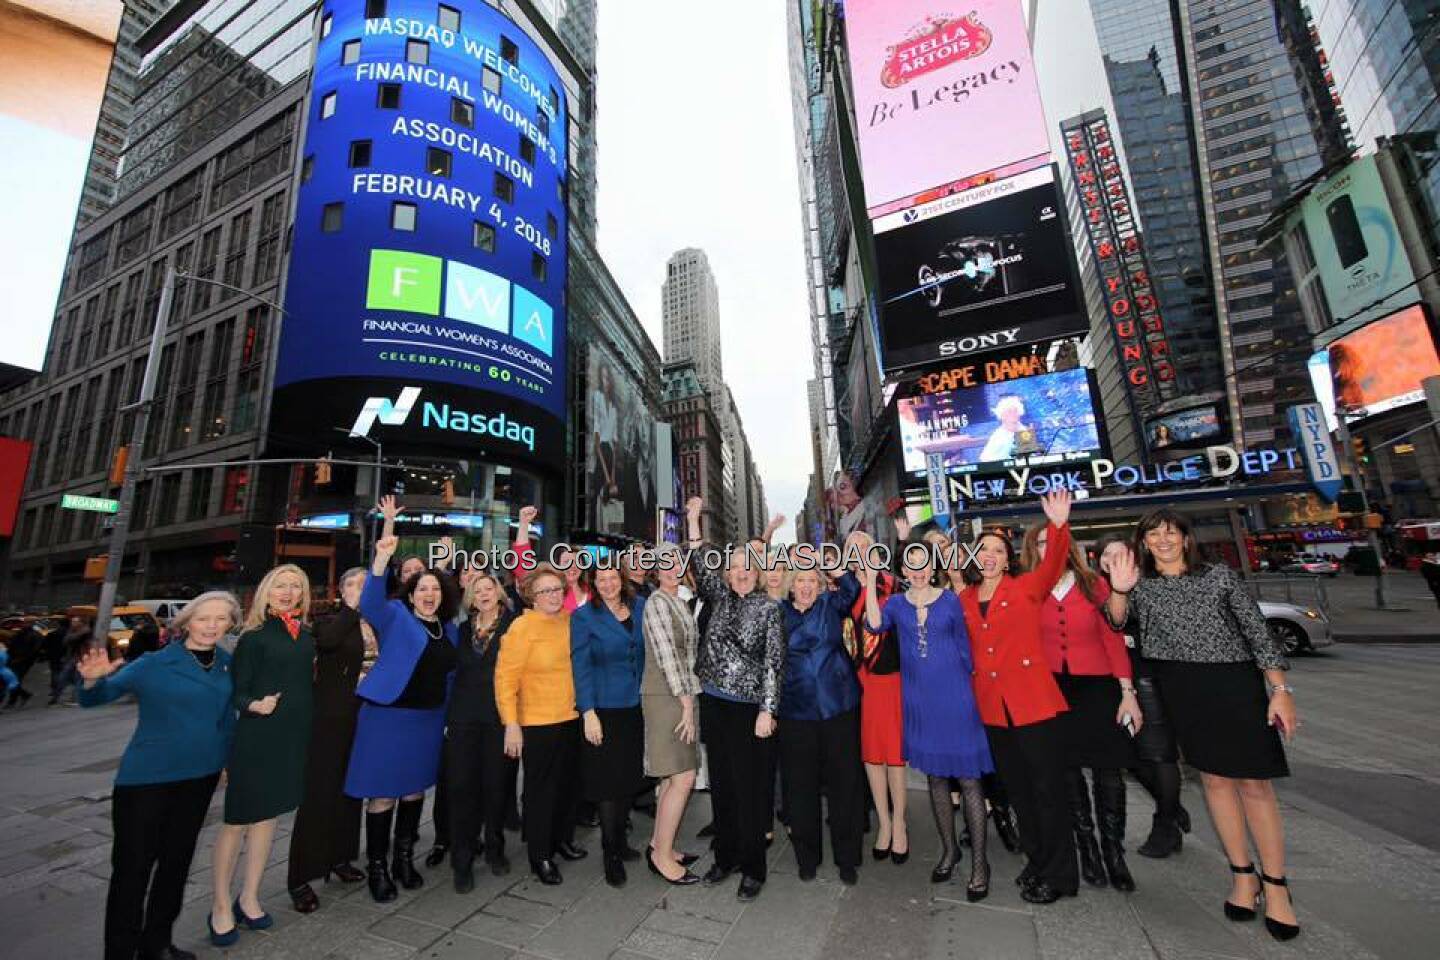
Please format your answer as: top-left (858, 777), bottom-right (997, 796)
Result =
top-left (272, 0), bottom-right (568, 468)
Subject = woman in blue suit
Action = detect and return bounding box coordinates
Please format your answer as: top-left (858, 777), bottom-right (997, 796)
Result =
top-left (345, 506), bottom-right (460, 903)
top-left (778, 565), bottom-right (865, 885)
top-left (77, 591), bottom-right (241, 960)
top-left (572, 564), bottom-right (647, 887)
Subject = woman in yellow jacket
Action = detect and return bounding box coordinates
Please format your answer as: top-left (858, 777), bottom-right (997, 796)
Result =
top-left (495, 562), bottom-right (586, 885)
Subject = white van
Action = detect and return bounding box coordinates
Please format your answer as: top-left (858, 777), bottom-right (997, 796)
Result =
top-left (132, 599), bottom-right (191, 626)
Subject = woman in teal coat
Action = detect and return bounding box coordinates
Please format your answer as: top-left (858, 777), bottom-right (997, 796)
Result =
top-left (209, 564), bottom-right (315, 944)
top-left (78, 591), bottom-right (240, 960)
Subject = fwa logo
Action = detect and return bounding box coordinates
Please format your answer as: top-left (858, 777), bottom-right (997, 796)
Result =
top-left (349, 385), bottom-right (537, 451)
top-left (366, 249), bottom-right (554, 356)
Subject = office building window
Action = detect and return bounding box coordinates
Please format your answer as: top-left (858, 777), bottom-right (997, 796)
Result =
top-left (546, 212), bottom-right (558, 239)
top-left (320, 13), bottom-right (332, 37)
top-left (427, 147), bottom-right (451, 178)
top-left (155, 473), bottom-right (181, 527)
top-left (188, 468), bottom-right (213, 521)
top-left (519, 136), bottom-right (536, 165)
top-left (301, 154), bottom-right (314, 182)
top-left (322, 202), bottom-right (344, 232)
top-left (473, 220), bottom-right (496, 252)
top-left (321, 91), bottom-right (337, 119)
top-left (377, 83), bottom-right (401, 108)
top-left (531, 252), bottom-right (547, 283)
top-left (451, 97), bottom-right (474, 128)
top-left (391, 202), bottom-right (417, 231)
top-left (342, 39), bottom-right (361, 65)
top-left (482, 66), bottom-right (501, 96)
top-left (500, 35), bottom-right (519, 65)
top-left (406, 39), bottom-right (428, 65)
top-left (494, 172), bottom-right (514, 203)
top-left (365, 0), bottom-right (386, 18)
top-left (221, 466), bottom-right (249, 514)
top-left (349, 139), bottom-right (372, 167)
top-left (438, 4), bottom-right (460, 31)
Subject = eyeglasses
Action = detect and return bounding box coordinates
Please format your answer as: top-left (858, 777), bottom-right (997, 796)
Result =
top-left (533, 586), bottom-right (564, 597)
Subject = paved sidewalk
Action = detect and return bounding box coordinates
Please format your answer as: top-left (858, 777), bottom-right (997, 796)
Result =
top-left (2, 646), bottom-right (1439, 959)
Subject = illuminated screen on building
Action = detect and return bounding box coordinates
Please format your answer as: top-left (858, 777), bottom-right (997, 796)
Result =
top-left (1328, 305), bottom-right (1440, 420)
top-left (271, 0), bottom-right (568, 468)
top-left (897, 366), bottom-right (1103, 475)
top-left (841, 0), bottom-right (1050, 218)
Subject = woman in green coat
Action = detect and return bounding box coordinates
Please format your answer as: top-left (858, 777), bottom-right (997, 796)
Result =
top-left (208, 564), bottom-right (315, 944)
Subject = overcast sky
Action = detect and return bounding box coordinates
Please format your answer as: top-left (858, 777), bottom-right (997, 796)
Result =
top-left (594, 1), bottom-right (1109, 544)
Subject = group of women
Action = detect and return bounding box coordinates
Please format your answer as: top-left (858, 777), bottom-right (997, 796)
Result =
top-left (77, 489), bottom-right (1302, 960)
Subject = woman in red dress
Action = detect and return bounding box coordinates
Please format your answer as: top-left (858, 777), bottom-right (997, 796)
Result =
top-left (843, 530), bottom-right (908, 864)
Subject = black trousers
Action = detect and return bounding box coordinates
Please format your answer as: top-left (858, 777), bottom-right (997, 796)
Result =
top-left (446, 721), bottom-right (512, 867)
top-left (986, 720), bottom-right (1078, 895)
top-left (106, 773), bottom-right (220, 960)
top-left (521, 719), bottom-right (579, 868)
top-left (778, 709), bottom-right (864, 871)
top-left (701, 694), bottom-right (773, 882)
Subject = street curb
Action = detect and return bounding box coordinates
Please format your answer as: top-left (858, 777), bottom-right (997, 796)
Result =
top-left (1334, 634), bottom-right (1440, 644)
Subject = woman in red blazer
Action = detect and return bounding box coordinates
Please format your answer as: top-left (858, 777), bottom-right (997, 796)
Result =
top-left (959, 490), bottom-right (1076, 904)
top-left (1022, 524), bottom-right (1141, 895)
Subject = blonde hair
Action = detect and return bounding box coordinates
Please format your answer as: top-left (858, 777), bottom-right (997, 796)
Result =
top-left (172, 591), bottom-right (242, 635)
top-left (244, 563), bottom-right (312, 629)
top-left (789, 567), bottom-right (824, 593)
top-left (463, 571), bottom-right (513, 614)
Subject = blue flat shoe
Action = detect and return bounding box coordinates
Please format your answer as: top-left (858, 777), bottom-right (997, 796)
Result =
top-left (234, 897), bottom-right (273, 930)
top-left (208, 914), bottom-right (239, 946)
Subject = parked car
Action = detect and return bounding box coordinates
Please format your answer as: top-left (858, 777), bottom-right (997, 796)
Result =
top-left (64, 605), bottom-right (162, 659)
top-left (1281, 553), bottom-right (1341, 577)
top-left (131, 599), bottom-right (190, 626)
top-left (1258, 600), bottom-right (1332, 655)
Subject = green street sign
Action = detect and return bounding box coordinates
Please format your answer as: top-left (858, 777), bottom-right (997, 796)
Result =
top-left (61, 494), bottom-right (120, 514)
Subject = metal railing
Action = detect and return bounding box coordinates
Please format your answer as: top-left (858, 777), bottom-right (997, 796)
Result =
top-left (1242, 575), bottom-right (1331, 616)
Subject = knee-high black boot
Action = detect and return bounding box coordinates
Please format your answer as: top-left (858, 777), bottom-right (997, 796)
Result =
top-left (366, 808), bottom-right (398, 903)
top-left (1066, 769), bottom-right (1105, 887)
top-left (392, 798), bottom-right (425, 890)
top-left (598, 800), bottom-right (627, 888)
top-left (984, 772), bottom-right (1022, 854)
top-left (1095, 770), bottom-right (1135, 892)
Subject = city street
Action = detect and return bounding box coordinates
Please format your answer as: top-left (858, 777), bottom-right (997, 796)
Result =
top-left (2, 642), bottom-right (1437, 960)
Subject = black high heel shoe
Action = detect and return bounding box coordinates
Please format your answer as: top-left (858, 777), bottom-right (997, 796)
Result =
top-left (891, 844), bottom-right (910, 866)
top-left (647, 849), bottom-right (701, 885)
top-left (872, 844), bottom-right (891, 861)
top-left (1223, 862), bottom-right (1259, 921)
top-left (930, 854), bottom-right (956, 883)
top-left (966, 861), bottom-right (991, 903)
top-left (1260, 873), bottom-right (1300, 941)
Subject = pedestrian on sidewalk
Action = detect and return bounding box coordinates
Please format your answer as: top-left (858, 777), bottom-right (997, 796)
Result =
top-left (779, 563), bottom-right (865, 886)
top-left (1093, 534), bottom-right (1191, 858)
top-left (5, 620), bottom-right (42, 708)
top-left (959, 491), bottom-right (1080, 905)
top-left (1024, 523), bottom-right (1140, 893)
top-left (50, 616), bottom-right (91, 704)
top-left (0, 640), bottom-right (22, 706)
top-left (285, 566), bottom-right (369, 914)
top-left (1106, 509), bottom-right (1300, 942)
top-left (863, 533), bottom-right (994, 901)
top-left (495, 562), bottom-right (587, 885)
top-left (687, 495), bottom-right (786, 904)
top-left (346, 505), bottom-right (461, 903)
top-left (210, 565), bottom-right (315, 946)
top-left (78, 591), bottom-right (240, 960)
top-left (572, 563), bottom-right (648, 888)
top-left (640, 542), bottom-right (704, 886)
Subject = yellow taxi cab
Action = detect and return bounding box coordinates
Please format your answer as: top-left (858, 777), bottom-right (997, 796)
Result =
top-left (65, 605), bottom-right (163, 659)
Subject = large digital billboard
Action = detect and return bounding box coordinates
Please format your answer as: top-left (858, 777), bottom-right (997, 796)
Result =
top-left (897, 366), bottom-right (1103, 475)
top-left (841, 0), bottom-right (1050, 217)
top-left (1145, 404), bottom-right (1226, 451)
top-left (874, 169), bottom-right (1086, 369)
top-left (587, 342), bottom-right (657, 541)
top-left (271, 0), bottom-right (568, 468)
top-left (1296, 154), bottom-right (1416, 328)
top-left (0, 1), bottom-right (124, 388)
top-left (1328, 305), bottom-right (1440, 420)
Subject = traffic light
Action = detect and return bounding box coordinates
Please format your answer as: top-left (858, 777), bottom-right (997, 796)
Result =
top-left (1351, 435), bottom-right (1370, 464)
top-left (314, 456), bottom-right (332, 485)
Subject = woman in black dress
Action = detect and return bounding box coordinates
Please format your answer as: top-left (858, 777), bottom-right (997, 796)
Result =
top-left (1107, 510), bottom-right (1300, 941)
top-left (286, 566), bottom-right (369, 912)
top-left (446, 570), bottom-right (518, 891)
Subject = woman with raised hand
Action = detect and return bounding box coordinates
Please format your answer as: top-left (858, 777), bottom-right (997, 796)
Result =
top-left (960, 491), bottom-right (1076, 905)
top-left (572, 563), bottom-right (648, 887)
top-left (346, 508), bottom-right (460, 903)
top-left (446, 570), bottom-right (518, 891)
top-left (640, 543), bottom-right (704, 886)
top-left (211, 566), bottom-right (315, 943)
top-left (687, 496), bottom-right (785, 904)
top-left (1092, 533), bottom-right (1192, 858)
top-left (862, 535), bottom-right (993, 901)
top-left (1022, 523), bottom-right (1140, 894)
top-left (779, 562), bottom-right (865, 885)
top-left (844, 529), bottom-right (908, 865)
top-left (1106, 510), bottom-right (1300, 941)
top-left (286, 567), bottom-right (369, 914)
top-left (78, 592), bottom-right (240, 960)
top-left (494, 563), bottom-right (586, 884)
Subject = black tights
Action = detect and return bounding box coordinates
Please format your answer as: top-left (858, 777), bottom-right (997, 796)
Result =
top-left (597, 799), bottom-right (629, 860)
top-left (928, 776), bottom-right (989, 888)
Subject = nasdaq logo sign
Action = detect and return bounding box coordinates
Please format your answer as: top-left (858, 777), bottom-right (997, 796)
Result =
top-left (350, 385), bottom-right (423, 437)
top-left (349, 385), bottom-right (536, 451)
top-left (366, 249), bottom-right (553, 356)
